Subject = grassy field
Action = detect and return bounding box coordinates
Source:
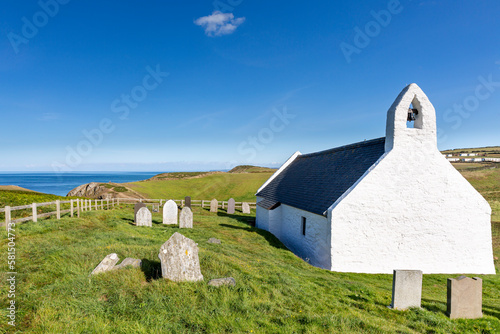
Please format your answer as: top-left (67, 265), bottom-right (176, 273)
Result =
top-left (126, 172), bottom-right (274, 202)
top-left (0, 206), bottom-right (498, 333)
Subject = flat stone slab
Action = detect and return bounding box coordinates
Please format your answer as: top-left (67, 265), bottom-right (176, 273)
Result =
top-left (208, 277), bottom-right (236, 287)
top-left (447, 276), bottom-right (483, 319)
top-left (390, 270), bottom-right (422, 310)
top-left (207, 238), bottom-right (221, 244)
top-left (163, 200), bottom-right (178, 225)
top-left (242, 202), bottom-right (250, 214)
top-left (227, 198), bottom-right (235, 214)
top-left (158, 232), bottom-right (204, 282)
top-left (210, 199), bottom-right (218, 213)
top-left (91, 253), bottom-right (119, 275)
top-left (113, 258), bottom-right (142, 270)
top-left (136, 207), bottom-right (152, 227)
top-left (179, 207), bottom-right (193, 228)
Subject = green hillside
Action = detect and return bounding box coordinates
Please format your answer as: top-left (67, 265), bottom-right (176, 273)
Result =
top-left (126, 172), bottom-right (274, 202)
top-left (0, 206), bottom-right (498, 333)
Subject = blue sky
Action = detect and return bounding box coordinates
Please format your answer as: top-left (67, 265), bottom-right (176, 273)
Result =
top-left (1, 0), bottom-right (499, 172)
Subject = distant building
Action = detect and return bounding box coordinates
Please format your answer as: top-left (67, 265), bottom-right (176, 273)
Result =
top-left (256, 84), bottom-right (495, 274)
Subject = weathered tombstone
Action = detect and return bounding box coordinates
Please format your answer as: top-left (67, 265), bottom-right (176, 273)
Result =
top-left (134, 203), bottom-right (147, 221)
top-left (208, 277), bottom-right (236, 287)
top-left (210, 199), bottom-right (218, 213)
top-left (179, 207), bottom-right (193, 228)
top-left (163, 200), bottom-right (178, 225)
top-left (185, 196), bottom-right (191, 209)
top-left (113, 258), bottom-right (142, 270)
top-left (242, 202), bottom-right (251, 214)
top-left (207, 238), bottom-right (221, 244)
top-left (447, 276), bottom-right (483, 319)
top-left (136, 207), bottom-right (152, 227)
top-left (152, 203), bottom-right (159, 212)
top-left (390, 270), bottom-right (422, 310)
top-left (158, 232), bottom-right (204, 282)
top-left (91, 253), bottom-right (119, 275)
top-left (227, 198), bottom-right (235, 214)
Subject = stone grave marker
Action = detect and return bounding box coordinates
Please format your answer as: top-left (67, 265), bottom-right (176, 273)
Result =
top-left (242, 202), bottom-right (251, 214)
top-left (390, 270), bottom-right (422, 310)
top-left (91, 253), bottom-right (119, 275)
top-left (210, 199), bottom-right (218, 213)
top-left (208, 277), bottom-right (236, 287)
top-left (227, 198), bottom-right (235, 214)
top-left (163, 200), bottom-right (178, 225)
top-left (447, 276), bottom-right (483, 319)
top-left (179, 207), bottom-right (193, 228)
top-left (113, 258), bottom-right (142, 270)
top-left (136, 207), bottom-right (152, 227)
top-left (207, 238), bottom-right (221, 244)
top-left (134, 203), bottom-right (146, 221)
top-left (185, 196), bottom-right (191, 209)
top-left (158, 232), bottom-right (204, 282)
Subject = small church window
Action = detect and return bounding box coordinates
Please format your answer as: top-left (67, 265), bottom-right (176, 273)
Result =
top-left (301, 217), bottom-right (306, 235)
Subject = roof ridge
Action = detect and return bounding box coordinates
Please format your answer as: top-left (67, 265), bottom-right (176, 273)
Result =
top-left (300, 137), bottom-right (385, 158)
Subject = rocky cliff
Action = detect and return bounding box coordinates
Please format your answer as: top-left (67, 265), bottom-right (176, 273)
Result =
top-left (66, 182), bottom-right (144, 199)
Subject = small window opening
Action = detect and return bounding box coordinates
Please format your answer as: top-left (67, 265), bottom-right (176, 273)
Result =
top-left (301, 217), bottom-right (306, 236)
top-left (406, 103), bottom-right (418, 128)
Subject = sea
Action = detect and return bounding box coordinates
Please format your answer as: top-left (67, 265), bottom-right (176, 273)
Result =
top-left (0, 172), bottom-right (161, 196)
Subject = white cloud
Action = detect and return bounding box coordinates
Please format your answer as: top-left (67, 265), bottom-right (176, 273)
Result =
top-left (194, 11), bottom-right (245, 37)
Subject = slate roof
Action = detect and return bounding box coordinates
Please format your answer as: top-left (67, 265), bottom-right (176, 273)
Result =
top-left (256, 137), bottom-right (386, 216)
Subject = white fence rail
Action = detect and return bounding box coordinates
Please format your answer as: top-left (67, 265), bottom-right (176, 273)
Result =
top-left (2, 198), bottom-right (256, 230)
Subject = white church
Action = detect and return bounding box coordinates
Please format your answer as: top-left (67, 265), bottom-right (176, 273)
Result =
top-left (255, 84), bottom-right (495, 274)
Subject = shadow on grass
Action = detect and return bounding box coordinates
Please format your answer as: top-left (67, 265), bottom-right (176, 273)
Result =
top-left (141, 259), bottom-right (162, 281)
top-left (219, 223), bottom-right (288, 250)
top-left (216, 211), bottom-right (255, 226)
top-left (421, 298), bottom-right (447, 316)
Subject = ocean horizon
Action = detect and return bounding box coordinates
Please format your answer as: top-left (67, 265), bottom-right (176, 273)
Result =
top-left (0, 172), bottom-right (164, 196)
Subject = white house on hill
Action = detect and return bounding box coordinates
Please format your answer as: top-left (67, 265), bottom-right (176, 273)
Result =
top-left (255, 84), bottom-right (495, 274)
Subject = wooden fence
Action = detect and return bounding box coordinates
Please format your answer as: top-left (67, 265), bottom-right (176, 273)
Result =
top-left (1, 198), bottom-right (256, 230)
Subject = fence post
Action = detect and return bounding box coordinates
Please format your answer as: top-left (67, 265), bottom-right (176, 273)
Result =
top-left (117, 198), bottom-right (120, 206)
top-left (202, 200), bottom-right (204, 208)
top-left (32, 203), bottom-right (37, 222)
top-left (70, 200), bottom-right (74, 217)
top-left (222, 201), bottom-right (225, 209)
top-left (94, 200), bottom-right (97, 210)
top-left (5, 206), bottom-right (11, 231)
top-left (160, 199), bottom-right (163, 205)
top-left (56, 200), bottom-right (61, 219)
top-left (77, 199), bottom-right (80, 218)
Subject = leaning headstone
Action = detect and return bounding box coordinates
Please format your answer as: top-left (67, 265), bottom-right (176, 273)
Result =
top-left (447, 276), bottom-right (483, 319)
top-left (210, 199), bottom-right (218, 213)
top-left (91, 253), bottom-right (119, 275)
top-left (136, 207), bottom-right (152, 227)
top-left (208, 277), bottom-right (236, 287)
top-left (184, 196), bottom-right (191, 209)
top-left (134, 203), bottom-right (146, 221)
top-left (179, 207), bottom-right (193, 228)
top-left (227, 198), bottom-right (235, 214)
top-left (389, 270), bottom-right (422, 310)
top-left (163, 200), bottom-right (178, 225)
top-left (207, 238), bottom-right (221, 244)
top-left (113, 258), bottom-right (142, 270)
top-left (158, 232), bottom-right (204, 282)
top-left (242, 202), bottom-right (250, 214)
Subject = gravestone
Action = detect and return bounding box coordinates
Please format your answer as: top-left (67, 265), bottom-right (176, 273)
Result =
top-left (136, 207), bottom-right (152, 227)
top-left (152, 203), bottom-right (159, 212)
top-left (158, 232), bottom-right (204, 282)
top-left (227, 198), bottom-right (235, 214)
top-left (134, 203), bottom-right (146, 221)
top-left (113, 258), bottom-right (142, 270)
top-left (210, 199), bottom-right (218, 213)
top-left (91, 253), bottom-right (119, 275)
top-left (207, 238), bottom-right (221, 244)
top-left (242, 202), bottom-right (251, 214)
top-left (179, 207), bottom-right (193, 228)
top-left (447, 276), bottom-right (483, 319)
top-left (185, 196), bottom-right (191, 209)
top-left (208, 277), bottom-right (236, 287)
top-left (390, 270), bottom-right (422, 310)
top-left (163, 200), bottom-right (178, 225)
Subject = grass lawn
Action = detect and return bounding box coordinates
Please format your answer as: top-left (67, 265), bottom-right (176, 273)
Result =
top-left (0, 206), bottom-right (498, 333)
top-left (125, 172), bottom-right (274, 202)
